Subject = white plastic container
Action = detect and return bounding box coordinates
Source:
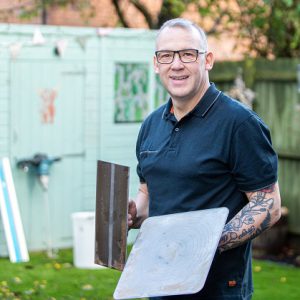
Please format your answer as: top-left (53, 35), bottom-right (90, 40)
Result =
top-left (71, 211), bottom-right (103, 269)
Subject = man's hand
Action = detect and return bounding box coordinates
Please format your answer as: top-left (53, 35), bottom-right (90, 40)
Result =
top-left (128, 200), bottom-right (137, 229)
top-left (127, 183), bottom-right (149, 230)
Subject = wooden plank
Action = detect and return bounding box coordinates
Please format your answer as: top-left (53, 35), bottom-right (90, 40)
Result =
top-left (95, 160), bottom-right (129, 271)
top-left (278, 151), bottom-right (300, 161)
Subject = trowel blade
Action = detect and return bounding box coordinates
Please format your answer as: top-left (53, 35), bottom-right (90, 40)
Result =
top-left (95, 160), bottom-right (129, 271)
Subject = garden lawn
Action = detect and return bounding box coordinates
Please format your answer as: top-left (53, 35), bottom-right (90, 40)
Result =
top-left (0, 249), bottom-right (299, 299)
top-left (252, 260), bottom-right (300, 300)
top-left (0, 249), bottom-right (120, 299)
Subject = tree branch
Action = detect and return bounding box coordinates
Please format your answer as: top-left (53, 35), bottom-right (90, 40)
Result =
top-left (130, 0), bottom-right (154, 28)
top-left (111, 0), bottom-right (130, 28)
top-left (206, 11), bottom-right (228, 35)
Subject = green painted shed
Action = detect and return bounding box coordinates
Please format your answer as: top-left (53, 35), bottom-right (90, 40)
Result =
top-left (0, 24), bottom-right (160, 254)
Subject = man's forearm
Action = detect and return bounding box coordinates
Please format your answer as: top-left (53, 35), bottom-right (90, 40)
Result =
top-left (218, 183), bottom-right (281, 252)
top-left (131, 184), bottom-right (149, 229)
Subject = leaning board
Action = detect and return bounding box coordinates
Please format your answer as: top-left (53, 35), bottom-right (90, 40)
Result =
top-left (114, 207), bottom-right (229, 299)
top-left (0, 157), bottom-right (29, 262)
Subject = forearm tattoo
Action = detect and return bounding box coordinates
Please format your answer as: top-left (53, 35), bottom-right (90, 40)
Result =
top-left (219, 184), bottom-right (276, 252)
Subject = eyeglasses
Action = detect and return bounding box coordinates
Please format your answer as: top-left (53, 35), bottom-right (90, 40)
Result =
top-left (155, 49), bottom-right (206, 64)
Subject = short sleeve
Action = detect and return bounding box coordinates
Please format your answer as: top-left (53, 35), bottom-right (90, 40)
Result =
top-left (136, 124), bottom-right (146, 183)
top-left (229, 115), bottom-right (278, 192)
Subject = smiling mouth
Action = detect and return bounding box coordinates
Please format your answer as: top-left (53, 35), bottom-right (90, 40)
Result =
top-left (170, 75), bottom-right (189, 80)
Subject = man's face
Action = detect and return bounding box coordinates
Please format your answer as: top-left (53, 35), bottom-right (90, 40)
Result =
top-left (154, 26), bottom-right (213, 103)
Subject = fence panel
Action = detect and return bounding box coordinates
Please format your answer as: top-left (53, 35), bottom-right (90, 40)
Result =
top-left (212, 59), bottom-right (300, 234)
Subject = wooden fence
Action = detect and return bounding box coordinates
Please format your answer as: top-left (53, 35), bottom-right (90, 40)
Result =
top-left (211, 59), bottom-right (300, 235)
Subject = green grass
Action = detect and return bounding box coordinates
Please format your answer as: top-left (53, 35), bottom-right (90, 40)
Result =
top-left (0, 249), bottom-right (121, 299)
top-left (0, 249), bottom-right (299, 299)
top-left (252, 260), bottom-right (300, 300)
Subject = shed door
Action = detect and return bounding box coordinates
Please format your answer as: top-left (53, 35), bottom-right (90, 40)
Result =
top-left (10, 60), bottom-right (85, 250)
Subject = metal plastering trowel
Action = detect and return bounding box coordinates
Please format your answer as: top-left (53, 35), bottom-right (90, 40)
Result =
top-left (114, 207), bottom-right (229, 299)
top-left (94, 160), bottom-right (129, 271)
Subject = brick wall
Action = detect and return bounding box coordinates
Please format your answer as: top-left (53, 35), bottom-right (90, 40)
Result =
top-left (0, 0), bottom-right (161, 28)
top-left (0, 1), bottom-right (243, 61)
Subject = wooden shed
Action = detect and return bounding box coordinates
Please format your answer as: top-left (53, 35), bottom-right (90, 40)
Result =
top-left (0, 24), bottom-right (160, 254)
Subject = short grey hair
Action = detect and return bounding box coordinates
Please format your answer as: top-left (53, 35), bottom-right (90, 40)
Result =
top-left (156, 18), bottom-right (208, 51)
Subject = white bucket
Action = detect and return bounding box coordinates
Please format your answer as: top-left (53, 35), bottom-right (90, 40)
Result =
top-left (71, 211), bottom-right (104, 269)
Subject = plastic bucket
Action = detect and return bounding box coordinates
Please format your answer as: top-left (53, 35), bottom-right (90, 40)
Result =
top-left (71, 211), bottom-right (103, 269)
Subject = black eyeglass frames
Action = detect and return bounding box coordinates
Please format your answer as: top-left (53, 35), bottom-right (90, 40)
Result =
top-left (155, 49), bottom-right (207, 64)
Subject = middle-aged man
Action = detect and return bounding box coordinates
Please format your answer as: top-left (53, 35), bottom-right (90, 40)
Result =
top-left (128, 18), bottom-right (281, 299)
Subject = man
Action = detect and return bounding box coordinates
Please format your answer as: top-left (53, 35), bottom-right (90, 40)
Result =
top-left (128, 18), bottom-right (281, 299)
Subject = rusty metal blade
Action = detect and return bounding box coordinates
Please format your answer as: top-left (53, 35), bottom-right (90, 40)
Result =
top-left (95, 160), bottom-right (129, 271)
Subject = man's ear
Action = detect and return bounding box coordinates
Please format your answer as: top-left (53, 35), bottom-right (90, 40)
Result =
top-left (153, 55), bottom-right (159, 74)
top-left (205, 52), bottom-right (214, 71)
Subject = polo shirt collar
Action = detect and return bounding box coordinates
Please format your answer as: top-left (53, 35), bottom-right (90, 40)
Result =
top-left (162, 83), bottom-right (221, 120)
top-left (192, 83), bottom-right (222, 117)
top-left (163, 98), bottom-right (176, 121)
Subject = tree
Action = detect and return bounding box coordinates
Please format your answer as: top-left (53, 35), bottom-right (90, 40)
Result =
top-left (264, 0), bottom-right (300, 57)
top-left (112, 0), bottom-right (300, 58)
top-left (112, 0), bottom-right (194, 29)
top-left (228, 0), bottom-right (300, 58)
top-left (1, 0), bottom-right (299, 58)
top-left (111, 0), bottom-right (230, 32)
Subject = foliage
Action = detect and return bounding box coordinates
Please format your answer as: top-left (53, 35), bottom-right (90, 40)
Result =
top-left (112, 0), bottom-right (192, 29)
top-left (1, 0), bottom-right (299, 57)
top-left (228, 0), bottom-right (300, 58)
top-left (0, 249), bottom-right (299, 299)
top-left (112, 0), bottom-right (300, 58)
top-left (112, 0), bottom-right (229, 31)
top-left (266, 0), bottom-right (300, 57)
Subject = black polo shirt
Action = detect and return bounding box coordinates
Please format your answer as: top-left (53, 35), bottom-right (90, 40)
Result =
top-left (136, 83), bottom-right (277, 299)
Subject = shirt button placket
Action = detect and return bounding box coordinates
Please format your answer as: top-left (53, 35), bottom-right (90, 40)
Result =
top-left (169, 126), bottom-right (180, 149)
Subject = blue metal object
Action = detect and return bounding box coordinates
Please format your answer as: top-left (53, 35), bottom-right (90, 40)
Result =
top-left (16, 153), bottom-right (61, 257)
top-left (17, 153), bottom-right (61, 191)
top-left (17, 153), bottom-right (61, 176)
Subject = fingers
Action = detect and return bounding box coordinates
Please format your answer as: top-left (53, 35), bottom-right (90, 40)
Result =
top-left (128, 200), bottom-right (137, 215)
top-left (128, 200), bottom-right (137, 229)
top-left (128, 213), bottom-right (134, 227)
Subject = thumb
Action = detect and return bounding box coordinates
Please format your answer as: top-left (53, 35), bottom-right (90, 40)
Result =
top-left (128, 199), bottom-right (137, 214)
